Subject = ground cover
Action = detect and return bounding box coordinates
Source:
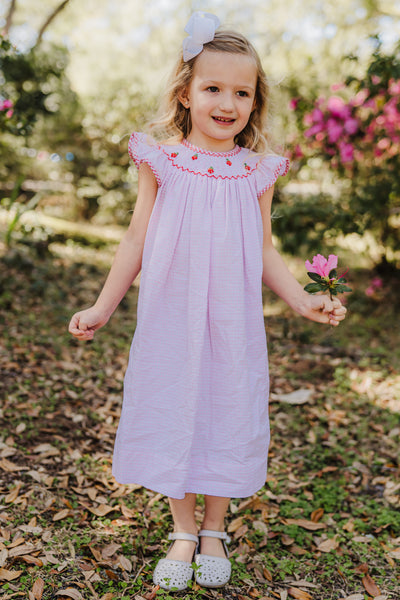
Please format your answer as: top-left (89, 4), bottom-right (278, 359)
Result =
top-left (0, 235), bottom-right (399, 600)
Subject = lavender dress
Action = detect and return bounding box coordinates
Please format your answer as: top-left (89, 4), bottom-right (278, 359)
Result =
top-left (112, 133), bottom-right (289, 499)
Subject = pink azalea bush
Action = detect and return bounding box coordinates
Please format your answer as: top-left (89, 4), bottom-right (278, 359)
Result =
top-left (287, 41), bottom-right (400, 268)
top-left (290, 71), bottom-right (400, 171)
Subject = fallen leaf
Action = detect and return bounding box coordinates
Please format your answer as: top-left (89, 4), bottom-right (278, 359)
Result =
top-left (8, 543), bottom-right (36, 557)
top-left (284, 518), bottom-right (326, 531)
top-left (288, 588), bottom-right (312, 600)
top-left (388, 547), bottom-right (400, 559)
top-left (117, 555), bottom-right (132, 572)
top-left (32, 577), bottom-right (45, 600)
top-left (341, 595), bottom-right (364, 600)
top-left (5, 482), bottom-right (22, 503)
top-left (55, 589), bottom-right (83, 600)
top-left (252, 520), bottom-right (269, 535)
top-left (0, 458), bottom-right (27, 472)
top-left (317, 535), bottom-right (339, 553)
top-left (271, 389), bottom-right (313, 404)
top-left (227, 516), bottom-right (244, 532)
top-left (53, 509), bottom-right (72, 522)
top-left (362, 573), bottom-right (381, 597)
top-left (21, 555), bottom-right (44, 567)
top-left (80, 503), bottom-right (118, 517)
top-left (0, 567), bottom-right (23, 581)
top-left (311, 508), bottom-right (324, 523)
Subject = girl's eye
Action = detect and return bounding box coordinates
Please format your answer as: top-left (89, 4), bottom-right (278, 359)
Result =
top-left (237, 90), bottom-right (249, 97)
top-left (207, 86), bottom-right (219, 93)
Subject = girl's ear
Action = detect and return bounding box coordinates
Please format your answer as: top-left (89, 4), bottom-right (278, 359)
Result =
top-left (178, 87), bottom-right (190, 109)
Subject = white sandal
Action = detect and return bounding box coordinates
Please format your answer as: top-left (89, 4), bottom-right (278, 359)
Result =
top-left (194, 529), bottom-right (232, 588)
top-left (153, 532), bottom-right (198, 591)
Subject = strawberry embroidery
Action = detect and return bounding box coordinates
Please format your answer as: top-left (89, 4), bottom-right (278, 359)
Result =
top-left (226, 159), bottom-right (232, 166)
top-left (170, 152), bottom-right (179, 158)
top-left (244, 163), bottom-right (251, 171)
top-left (192, 154), bottom-right (198, 160)
top-left (208, 166), bottom-right (214, 174)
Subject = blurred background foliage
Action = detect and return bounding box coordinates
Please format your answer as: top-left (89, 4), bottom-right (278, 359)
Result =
top-left (0, 0), bottom-right (400, 269)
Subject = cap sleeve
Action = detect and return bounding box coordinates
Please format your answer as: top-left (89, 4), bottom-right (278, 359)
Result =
top-left (255, 154), bottom-right (290, 198)
top-left (128, 132), bottom-right (166, 186)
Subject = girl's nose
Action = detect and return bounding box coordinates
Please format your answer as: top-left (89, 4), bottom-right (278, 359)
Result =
top-left (219, 93), bottom-right (235, 112)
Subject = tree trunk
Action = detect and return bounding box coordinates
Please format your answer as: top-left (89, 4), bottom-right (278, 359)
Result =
top-left (36, 0), bottom-right (72, 46)
top-left (4, 0), bottom-right (17, 36)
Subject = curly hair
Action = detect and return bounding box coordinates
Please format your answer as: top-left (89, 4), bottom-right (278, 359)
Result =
top-left (147, 30), bottom-right (272, 154)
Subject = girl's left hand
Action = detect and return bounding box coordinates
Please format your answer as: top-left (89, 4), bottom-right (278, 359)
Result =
top-left (305, 295), bottom-right (347, 326)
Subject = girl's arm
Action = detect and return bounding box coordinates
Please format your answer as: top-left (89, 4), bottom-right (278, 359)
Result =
top-left (259, 186), bottom-right (346, 326)
top-left (68, 163), bottom-right (158, 340)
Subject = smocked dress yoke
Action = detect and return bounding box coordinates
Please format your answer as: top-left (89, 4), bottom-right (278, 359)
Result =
top-left (112, 133), bottom-right (289, 499)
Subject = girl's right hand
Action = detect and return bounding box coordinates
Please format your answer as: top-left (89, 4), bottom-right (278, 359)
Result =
top-left (68, 307), bottom-right (109, 341)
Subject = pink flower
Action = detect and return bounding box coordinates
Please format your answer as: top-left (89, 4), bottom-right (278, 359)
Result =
top-left (338, 141), bottom-right (354, 163)
top-left (327, 96), bottom-right (351, 120)
top-left (344, 118), bottom-right (359, 135)
top-left (371, 277), bottom-right (383, 288)
top-left (0, 99), bottom-right (13, 111)
top-left (365, 286), bottom-right (374, 297)
top-left (289, 98), bottom-right (299, 110)
top-left (305, 254), bottom-right (338, 278)
top-left (326, 118), bottom-right (343, 143)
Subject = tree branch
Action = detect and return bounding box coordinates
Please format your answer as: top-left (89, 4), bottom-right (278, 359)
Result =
top-left (36, 0), bottom-right (72, 45)
top-left (4, 0), bottom-right (18, 37)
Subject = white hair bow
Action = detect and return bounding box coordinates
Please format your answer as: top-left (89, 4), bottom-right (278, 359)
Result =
top-left (182, 11), bottom-right (220, 62)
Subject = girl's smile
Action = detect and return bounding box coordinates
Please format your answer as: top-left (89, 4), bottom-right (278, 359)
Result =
top-left (179, 50), bottom-right (257, 152)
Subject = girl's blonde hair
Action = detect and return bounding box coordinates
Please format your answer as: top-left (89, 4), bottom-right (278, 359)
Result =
top-left (148, 30), bottom-right (272, 154)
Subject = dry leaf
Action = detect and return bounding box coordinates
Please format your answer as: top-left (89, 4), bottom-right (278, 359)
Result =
top-left (21, 555), bottom-right (44, 567)
top-left (271, 388), bottom-right (313, 404)
top-left (32, 577), bottom-right (45, 600)
top-left (317, 535), bottom-right (339, 553)
top-left (117, 555), bottom-right (132, 572)
top-left (252, 520), bottom-right (269, 535)
top-left (0, 567), bottom-right (23, 581)
top-left (288, 587), bottom-right (313, 600)
top-left (53, 509), bottom-right (71, 522)
top-left (80, 503), bottom-right (118, 517)
top-left (5, 482), bottom-right (22, 503)
top-left (8, 543), bottom-right (35, 557)
top-left (227, 516), bottom-right (244, 532)
top-left (0, 549), bottom-right (8, 567)
top-left (388, 547), bottom-right (400, 559)
top-left (8, 537), bottom-right (25, 549)
top-left (362, 574), bottom-right (381, 597)
top-left (341, 595), bottom-right (364, 600)
top-left (284, 518), bottom-right (326, 530)
top-left (311, 508), bottom-right (324, 523)
top-left (0, 458), bottom-right (26, 472)
top-left (55, 588), bottom-right (83, 600)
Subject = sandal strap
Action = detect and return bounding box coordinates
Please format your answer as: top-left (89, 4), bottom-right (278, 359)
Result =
top-left (198, 529), bottom-right (231, 544)
top-left (168, 532), bottom-right (199, 543)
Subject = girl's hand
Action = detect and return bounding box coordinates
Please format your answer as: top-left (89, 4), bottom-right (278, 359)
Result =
top-left (303, 294), bottom-right (347, 327)
top-left (68, 307), bottom-right (109, 341)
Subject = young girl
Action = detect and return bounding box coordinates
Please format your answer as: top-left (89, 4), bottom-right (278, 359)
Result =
top-left (69, 12), bottom-right (346, 592)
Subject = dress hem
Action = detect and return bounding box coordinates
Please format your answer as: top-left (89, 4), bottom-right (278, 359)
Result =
top-left (112, 470), bottom-right (267, 500)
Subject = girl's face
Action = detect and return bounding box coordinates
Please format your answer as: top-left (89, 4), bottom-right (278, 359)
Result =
top-left (180, 50), bottom-right (257, 152)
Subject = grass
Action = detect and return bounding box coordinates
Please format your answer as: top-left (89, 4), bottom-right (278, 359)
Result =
top-left (0, 230), bottom-right (399, 600)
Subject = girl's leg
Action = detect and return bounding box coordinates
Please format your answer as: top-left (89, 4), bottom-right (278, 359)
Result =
top-left (166, 493), bottom-right (198, 562)
top-left (200, 495), bottom-right (230, 558)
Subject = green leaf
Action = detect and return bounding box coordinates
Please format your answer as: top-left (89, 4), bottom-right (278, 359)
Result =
top-left (335, 284), bottom-right (352, 293)
top-left (304, 283), bottom-right (324, 294)
top-left (337, 277), bottom-right (347, 283)
top-left (329, 269), bottom-right (337, 279)
top-left (307, 272), bottom-right (323, 283)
